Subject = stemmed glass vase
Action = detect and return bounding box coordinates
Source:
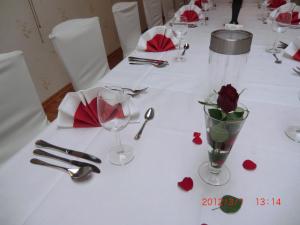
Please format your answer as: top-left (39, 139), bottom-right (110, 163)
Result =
top-left (266, 7), bottom-right (292, 53)
top-left (198, 104), bottom-right (249, 186)
top-left (97, 87), bottom-right (134, 165)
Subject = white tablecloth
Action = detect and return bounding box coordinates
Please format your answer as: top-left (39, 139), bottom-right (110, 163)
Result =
top-left (1, 2), bottom-right (300, 225)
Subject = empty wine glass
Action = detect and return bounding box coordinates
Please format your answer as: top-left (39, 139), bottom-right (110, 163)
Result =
top-left (285, 91), bottom-right (300, 142)
top-left (171, 20), bottom-right (188, 62)
top-left (97, 87), bottom-right (134, 165)
top-left (266, 7), bottom-right (292, 53)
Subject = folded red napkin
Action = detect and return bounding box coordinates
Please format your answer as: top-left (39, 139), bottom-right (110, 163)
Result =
top-left (181, 10), bottom-right (200, 22)
top-left (284, 36), bottom-right (300, 61)
top-left (268, 0), bottom-right (286, 9)
top-left (57, 87), bottom-right (137, 128)
top-left (175, 5), bottom-right (203, 22)
top-left (195, 0), bottom-right (203, 8)
top-left (137, 26), bottom-right (179, 52)
top-left (292, 11), bottom-right (300, 25)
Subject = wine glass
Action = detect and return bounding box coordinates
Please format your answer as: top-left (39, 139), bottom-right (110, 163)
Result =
top-left (285, 91), bottom-right (300, 142)
top-left (266, 7), bottom-right (292, 53)
top-left (171, 20), bottom-right (188, 62)
top-left (97, 87), bottom-right (134, 165)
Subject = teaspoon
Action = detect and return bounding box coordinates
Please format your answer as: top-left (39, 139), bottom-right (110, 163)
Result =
top-left (134, 107), bottom-right (154, 140)
top-left (30, 158), bottom-right (92, 179)
top-left (181, 43), bottom-right (190, 56)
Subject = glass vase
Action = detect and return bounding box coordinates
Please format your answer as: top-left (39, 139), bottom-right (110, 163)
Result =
top-left (198, 103), bottom-right (249, 186)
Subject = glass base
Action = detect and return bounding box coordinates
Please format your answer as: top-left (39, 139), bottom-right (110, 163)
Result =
top-left (108, 145), bottom-right (134, 166)
top-left (265, 47), bottom-right (280, 54)
top-left (285, 126), bottom-right (300, 143)
top-left (198, 162), bottom-right (230, 186)
top-left (174, 55), bottom-right (186, 62)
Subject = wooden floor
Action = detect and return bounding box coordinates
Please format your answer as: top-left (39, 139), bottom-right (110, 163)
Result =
top-left (42, 48), bottom-right (123, 122)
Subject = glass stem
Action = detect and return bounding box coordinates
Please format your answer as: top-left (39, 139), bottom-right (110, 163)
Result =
top-left (177, 37), bottom-right (182, 58)
top-left (115, 131), bottom-right (124, 153)
top-left (272, 33), bottom-right (279, 50)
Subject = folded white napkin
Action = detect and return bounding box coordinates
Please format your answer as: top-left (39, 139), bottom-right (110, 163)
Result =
top-left (57, 87), bottom-right (139, 128)
top-left (137, 26), bottom-right (179, 52)
top-left (224, 24), bottom-right (244, 30)
top-left (284, 36), bottom-right (300, 61)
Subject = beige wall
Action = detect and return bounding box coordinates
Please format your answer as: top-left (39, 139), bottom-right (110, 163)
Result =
top-left (0, 0), bottom-right (148, 102)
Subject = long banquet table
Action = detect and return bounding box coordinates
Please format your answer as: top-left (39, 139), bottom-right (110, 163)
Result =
top-left (1, 1), bottom-right (300, 225)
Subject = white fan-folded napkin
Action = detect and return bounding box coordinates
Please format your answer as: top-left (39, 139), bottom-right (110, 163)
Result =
top-left (175, 5), bottom-right (203, 22)
top-left (57, 87), bottom-right (139, 128)
top-left (284, 36), bottom-right (300, 61)
top-left (137, 26), bottom-right (179, 52)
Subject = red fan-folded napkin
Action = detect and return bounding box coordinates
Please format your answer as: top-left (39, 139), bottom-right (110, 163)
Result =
top-left (268, 0), bottom-right (286, 9)
top-left (146, 34), bottom-right (176, 52)
top-left (57, 87), bottom-right (133, 128)
top-left (137, 26), bottom-right (179, 52)
top-left (181, 10), bottom-right (200, 22)
top-left (292, 11), bottom-right (300, 25)
top-left (284, 37), bottom-right (300, 61)
top-left (195, 0), bottom-right (203, 8)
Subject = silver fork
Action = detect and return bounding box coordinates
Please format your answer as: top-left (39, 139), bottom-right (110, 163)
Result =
top-left (292, 66), bottom-right (300, 75)
top-left (129, 61), bottom-right (168, 68)
top-left (277, 41), bottom-right (288, 49)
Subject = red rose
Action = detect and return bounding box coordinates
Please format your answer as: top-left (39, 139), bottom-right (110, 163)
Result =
top-left (217, 84), bottom-right (239, 113)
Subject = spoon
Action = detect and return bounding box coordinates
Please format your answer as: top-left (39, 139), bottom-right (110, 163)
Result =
top-left (134, 107), bottom-right (154, 140)
top-left (181, 43), bottom-right (190, 56)
top-left (30, 158), bottom-right (92, 179)
top-left (272, 54), bottom-right (282, 64)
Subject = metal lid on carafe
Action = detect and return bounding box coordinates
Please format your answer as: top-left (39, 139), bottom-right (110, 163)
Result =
top-left (209, 29), bottom-right (253, 55)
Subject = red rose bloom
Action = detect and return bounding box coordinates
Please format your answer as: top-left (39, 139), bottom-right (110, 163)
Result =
top-left (217, 84), bottom-right (239, 113)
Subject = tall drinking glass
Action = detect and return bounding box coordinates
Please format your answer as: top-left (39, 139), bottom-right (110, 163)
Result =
top-left (171, 22), bottom-right (188, 62)
top-left (198, 103), bottom-right (249, 186)
top-left (97, 87), bottom-right (134, 165)
top-left (266, 7), bottom-right (292, 53)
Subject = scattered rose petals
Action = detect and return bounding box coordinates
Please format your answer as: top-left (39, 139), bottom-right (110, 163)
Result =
top-left (194, 132), bottom-right (201, 137)
top-left (178, 177), bottom-right (193, 191)
top-left (243, 160), bottom-right (257, 170)
top-left (193, 136), bottom-right (203, 145)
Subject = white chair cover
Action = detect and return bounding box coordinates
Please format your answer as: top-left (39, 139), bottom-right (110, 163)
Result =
top-left (112, 2), bottom-right (141, 58)
top-left (142, 0), bottom-right (163, 28)
top-left (49, 17), bottom-right (110, 91)
top-left (162, 0), bottom-right (175, 22)
top-left (0, 51), bottom-right (48, 164)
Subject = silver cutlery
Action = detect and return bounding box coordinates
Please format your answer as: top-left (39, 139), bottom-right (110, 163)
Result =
top-left (106, 86), bottom-right (148, 95)
top-left (33, 149), bottom-right (100, 173)
top-left (170, 22), bottom-right (198, 28)
top-left (134, 107), bottom-right (154, 140)
top-left (35, 139), bottom-right (101, 163)
top-left (30, 158), bottom-right (92, 179)
top-left (293, 66), bottom-right (300, 75)
top-left (129, 61), bottom-right (168, 68)
top-left (277, 41), bottom-right (288, 49)
top-left (128, 56), bottom-right (169, 65)
top-left (272, 54), bottom-right (282, 64)
top-left (181, 43), bottom-right (190, 56)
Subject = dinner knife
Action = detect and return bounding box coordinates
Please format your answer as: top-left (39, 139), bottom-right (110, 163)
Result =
top-left (33, 149), bottom-right (100, 173)
top-left (35, 139), bottom-right (101, 163)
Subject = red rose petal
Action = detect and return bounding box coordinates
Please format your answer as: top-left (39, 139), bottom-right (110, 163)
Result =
top-left (243, 160), bottom-right (257, 170)
top-left (193, 132), bottom-right (201, 137)
top-left (193, 136), bottom-right (203, 145)
top-left (178, 177), bottom-right (193, 191)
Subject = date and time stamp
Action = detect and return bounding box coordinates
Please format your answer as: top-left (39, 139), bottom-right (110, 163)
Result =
top-left (201, 197), bottom-right (281, 207)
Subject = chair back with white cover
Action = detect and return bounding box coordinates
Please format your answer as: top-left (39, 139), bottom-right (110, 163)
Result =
top-left (142, 0), bottom-right (163, 28)
top-left (0, 51), bottom-right (48, 164)
top-left (162, 0), bottom-right (175, 22)
top-left (49, 17), bottom-right (109, 91)
top-left (112, 2), bottom-right (141, 57)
